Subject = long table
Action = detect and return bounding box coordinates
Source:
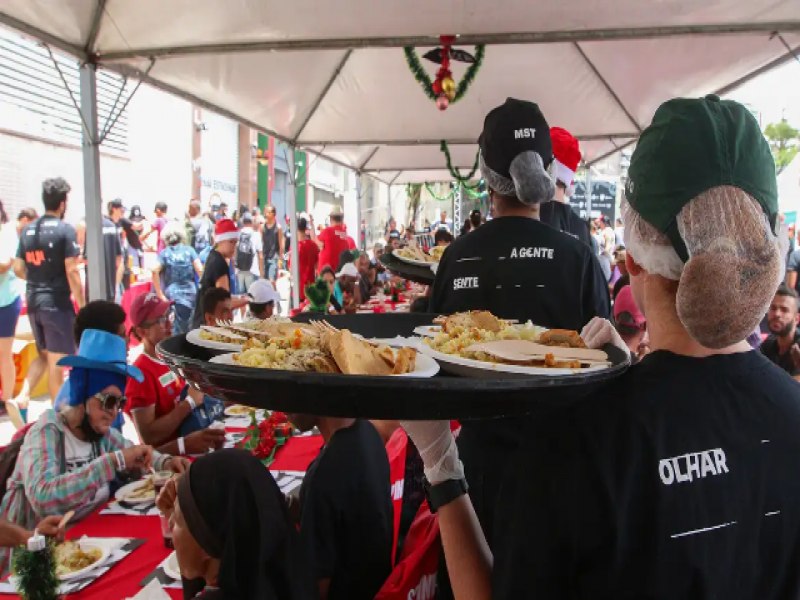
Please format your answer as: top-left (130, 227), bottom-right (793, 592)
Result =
top-left (0, 433), bottom-right (323, 599)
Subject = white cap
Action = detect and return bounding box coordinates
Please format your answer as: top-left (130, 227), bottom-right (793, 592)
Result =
top-left (336, 262), bottom-right (359, 278)
top-left (248, 279), bottom-right (280, 304)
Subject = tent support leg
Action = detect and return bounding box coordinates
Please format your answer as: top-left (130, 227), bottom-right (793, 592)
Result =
top-left (80, 62), bottom-right (107, 302)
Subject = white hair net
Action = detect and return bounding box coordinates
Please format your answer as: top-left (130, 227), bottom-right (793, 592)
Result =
top-left (161, 220), bottom-right (187, 246)
top-left (624, 186), bottom-right (786, 348)
top-left (480, 151), bottom-right (555, 206)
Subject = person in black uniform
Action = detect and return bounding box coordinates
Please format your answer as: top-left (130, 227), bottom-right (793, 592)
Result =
top-left (428, 98), bottom-right (610, 566)
top-left (406, 96), bottom-right (800, 600)
top-left (539, 126), bottom-right (592, 246)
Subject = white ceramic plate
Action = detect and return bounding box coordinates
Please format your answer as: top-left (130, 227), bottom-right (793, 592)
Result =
top-left (186, 328), bottom-right (243, 351)
top-left (413, 325), bottom-right (442, 338)
top-left (114, 478), bottom-right (155, 505)
top-left (162, 551), bottom-right (181, 581)
top-left (391, 249), bottom-right (438, 270)
top-left (210, 350), bottom-right (439, 378)
top-left (56, 540), bottom-right (111, 581)
top-left (223, 404), bottom-right (262, 417)
top-left (417, 343), bottom-right (611, 379)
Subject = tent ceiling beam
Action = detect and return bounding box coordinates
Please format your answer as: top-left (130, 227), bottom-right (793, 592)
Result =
top-left (573, 42), bottom-right (642, 133)
top-left (84, 0), bottom-right (108, 57)
top-left (364, 165), bottom-right (474, 172)
top-left (358, 146), bottom-right (381, 170)
top-left (96, 21), bottom-right (800, 61)
top-left (713, 42), bottom-right (800, 96)
top-left (0, 10), bottom-right (86, 60)
top-left (299, 133), bottom-right (636, 146)
top-left (389, 172), bottom-right (402, 186)
top-left (291, 49), bottom-right (352, 143)
top-left (588, 139), bottom-right (637, 167)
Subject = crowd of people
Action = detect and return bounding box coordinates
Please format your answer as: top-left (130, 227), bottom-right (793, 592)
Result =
top-left (0, 91), bottom-right (798, 599)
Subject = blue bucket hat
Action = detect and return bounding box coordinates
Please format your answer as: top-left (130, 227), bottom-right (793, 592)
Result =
top-left (57, 329), bottom-right (144, 382)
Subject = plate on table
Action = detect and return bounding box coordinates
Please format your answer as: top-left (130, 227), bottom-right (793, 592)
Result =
top-left (210, 351), bottom-right (440, 378)
top-left (417, 343), bottom-right (613, 379)
top-left (162, 551), bottom-right (181, 581)
top-left (55, 540), bottom-right (110, 581)
top-left (186, 327), bottom-right (244, 352)
top-left (114, 477), bottom-right (156, 504)
top-left (224, 404), bottom-right (261, 417)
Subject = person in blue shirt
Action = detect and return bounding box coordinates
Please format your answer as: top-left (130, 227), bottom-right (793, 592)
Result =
top-left (52, 301), bottom-right (127, 430)
top-left (152, 223), bottom-right (202, 335)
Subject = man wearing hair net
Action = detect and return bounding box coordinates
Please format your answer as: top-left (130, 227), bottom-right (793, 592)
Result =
top-left (428, 98), bottom-right (611, 574)
top-left (404, 95), bottom-right (800, 600)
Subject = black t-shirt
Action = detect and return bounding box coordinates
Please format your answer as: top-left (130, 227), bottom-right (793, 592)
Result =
top-left (16, 215), bottom-right (81, 310)
top-left (299, 420), bottom-right (392, 600)
top-left (85, 216), bottom-right (122, 301)
top-left (760, 331), bottom-right (800, 376)
top-left (192, 248), bottom-right (230, 328)
top-left (539, 201), bottom-right (592, 247)
top-left (428, 216), bottom-right (610, 328)
top-left (493, 350), bottom-right (800, 599)
top-left (119, 217), bottom-right (143, 250)
top-left (262, 223), bottom-right (281, 260)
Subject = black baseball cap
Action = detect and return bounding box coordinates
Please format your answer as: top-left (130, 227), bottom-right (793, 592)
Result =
top-left (155, 201), bottom-right (168, 212)
top-left (478, 98), bottom-right (553, 178)
top-left (108, 198), bottom-right (124, 210)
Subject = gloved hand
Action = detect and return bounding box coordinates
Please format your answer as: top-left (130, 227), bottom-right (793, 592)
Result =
top-left (401, 421), bottom-right (464, 485)
top-left (580, 317), bottom-right (628, 354)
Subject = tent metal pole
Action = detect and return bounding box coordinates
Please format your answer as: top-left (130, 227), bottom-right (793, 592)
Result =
top-left (98, 21), bottom-right (800, 60)
top-left (79, 62), bottom-right (107, 302)
top-left (714, 43), bottom-right (800, 96)
top-left (292, 49), bottom-right (352, 143)
top-left (573, 43), bottom-right (642, 133)
top-left (585, 166), bottom-right (593, 219)
top-left (285, 146), bottom-right (301, 309)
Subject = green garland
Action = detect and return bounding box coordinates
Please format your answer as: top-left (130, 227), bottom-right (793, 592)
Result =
top-left (422, 181), bottom-right (486, 201)
top-left (403, 44), bottom-right (485, 104)
top-left (12, 540), bottom-right (59, 600)
top-left (440, 140), bottom-right (479, 182)
top-left (424, 182), bottom-right (455, 202)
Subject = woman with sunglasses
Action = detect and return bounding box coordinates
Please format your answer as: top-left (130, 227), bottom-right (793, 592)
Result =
top-left (0, 329), bottom-right (189, 575)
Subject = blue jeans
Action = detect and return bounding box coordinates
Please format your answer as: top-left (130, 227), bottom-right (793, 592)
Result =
top-left (173, 304), bottom-right (193, 334)
top-left (265, 257), bottom-right (279, 281)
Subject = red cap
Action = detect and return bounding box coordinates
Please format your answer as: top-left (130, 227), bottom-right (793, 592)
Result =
top-left (130, 291), bottom-right (173, 328)
top-left (613, 285), bottom-right (645, 328)
top-left (550, 126), bottom-right (581, 186)
top-left (214, 218), bottom-right (239, 243)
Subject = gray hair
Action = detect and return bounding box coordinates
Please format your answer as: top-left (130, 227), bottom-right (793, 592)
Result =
top-left (480, 151), bottom-right (555, 206)
top-left (161, 220), bottom-right (186, 246)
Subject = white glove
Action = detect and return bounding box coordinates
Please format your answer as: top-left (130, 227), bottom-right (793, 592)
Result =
top-left (580, 317), bottom-right (629, 354)
top-left (401, 421), bottom-right (464, 485)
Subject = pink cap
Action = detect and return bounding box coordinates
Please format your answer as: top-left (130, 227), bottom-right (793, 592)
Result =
top-left (613, 285), bottom-right (645, 328)
top-left (130, 292), bottom-right (173, 328)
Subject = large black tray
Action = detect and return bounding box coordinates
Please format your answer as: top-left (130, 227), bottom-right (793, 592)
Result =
top-left (379, 252), bottom-right (435, 285)
top-left (157, 314), bottom-right (630, 419)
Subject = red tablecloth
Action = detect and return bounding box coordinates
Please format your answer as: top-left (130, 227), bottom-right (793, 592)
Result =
top-left (0, 434), bottom-right (323, 599)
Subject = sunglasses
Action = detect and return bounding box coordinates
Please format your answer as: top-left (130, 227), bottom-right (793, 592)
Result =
top-left (141, 312), bottom-right (173, 328)
top-left (92, 392), bottom-right (127, 413)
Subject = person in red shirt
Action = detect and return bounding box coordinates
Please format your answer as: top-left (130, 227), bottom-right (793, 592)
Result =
top-left (125, 292), bottom-right (225, 455)
top-left (293, 217), bottom-right (320, 301)
top-left (316, 206), bottom-right (350, 271)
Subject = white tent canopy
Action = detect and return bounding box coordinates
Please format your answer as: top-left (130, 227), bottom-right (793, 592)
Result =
top-left (2, 0), bottom-right (800, 182)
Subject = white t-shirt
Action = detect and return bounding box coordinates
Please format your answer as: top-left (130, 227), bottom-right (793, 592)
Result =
top-left (63, 427), bottom-right (110, 519)
top-left (239, 226), bottom-right (263, 276)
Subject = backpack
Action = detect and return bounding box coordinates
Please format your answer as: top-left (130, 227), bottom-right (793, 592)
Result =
top-left (184, 217), bottom-right (195, 249)
top-left (236, 231), bottom-right (255, 271)
top-left (192, 218), bottom-right (210, 254)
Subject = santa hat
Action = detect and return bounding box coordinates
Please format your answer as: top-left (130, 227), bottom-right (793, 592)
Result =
top-left (214, 218), bottom-right (239, 243)
top-left (550, 127), bottom-right (581, 187)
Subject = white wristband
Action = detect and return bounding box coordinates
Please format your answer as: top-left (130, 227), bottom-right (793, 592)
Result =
top-left (115, 450), bottom-right (125, 471)
top-left (177, 437), bottom-right (186, 455)
top-left (184, 397), bottom-right (197, 411)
